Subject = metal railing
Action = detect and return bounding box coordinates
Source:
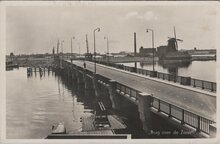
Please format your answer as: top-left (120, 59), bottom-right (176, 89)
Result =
top-left (152, 98), bottom-right (215, 134)
top-left (116, 83), bottom-right (139, 101)
top-left (136, 68), bottom-right (151, 76)
top-left (157, 72), bottom-right (187, 85)
top-left (191, 78), bottom-right (216, 92)
top-left (92, 60), bottom-right (216, 93)
top-left (116, 81), bottom-right (215, 134)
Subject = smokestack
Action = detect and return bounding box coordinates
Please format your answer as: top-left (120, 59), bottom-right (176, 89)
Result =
top-left (134, 32), bottom-right (137, 72)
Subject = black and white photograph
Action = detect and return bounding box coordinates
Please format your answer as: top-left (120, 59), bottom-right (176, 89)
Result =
top-left (0, 1), bottom-right (219, 143)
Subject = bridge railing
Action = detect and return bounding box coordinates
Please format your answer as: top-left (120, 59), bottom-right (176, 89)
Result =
top-left (157, 72), bottom-right (176, 82)
top-left (152, 97), bottom-right (215, 134)
top-left (92, 60), bottom-right (216, 92)
top-left (115, 81), bottom-right (215, 134)
top-left (157, 72), bottom-right (187, 84)
top-left (136, 68), bottom-right (151, 76)
top-left (116, 83), bottom-right (139, 101)
top-left (191, 78), bottom-right (216, 92)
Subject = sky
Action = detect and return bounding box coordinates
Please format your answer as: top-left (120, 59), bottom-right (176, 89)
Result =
top-left (5, 2), bottom-right (217, 55)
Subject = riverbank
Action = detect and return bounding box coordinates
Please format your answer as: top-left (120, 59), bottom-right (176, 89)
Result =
top-left (191, 55), bottom-right (216, 61)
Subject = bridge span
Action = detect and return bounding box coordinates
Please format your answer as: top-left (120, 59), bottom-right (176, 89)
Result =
top-left (54, 59), bottom-right (216, 138)
top-left (71, 60), bottom-right (216, 119)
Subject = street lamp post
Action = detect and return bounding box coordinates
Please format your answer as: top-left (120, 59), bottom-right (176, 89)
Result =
top-left (146, 29), bottom-right (155, 71)
top-left (71, 37), bottom-right (75, 62)
top-left (104, 36), bottom-right (109, 63)
top-left (93, 27), bottom-right (100, 73)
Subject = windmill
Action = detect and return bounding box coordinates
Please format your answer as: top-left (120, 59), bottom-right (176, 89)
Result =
top-left (167, 26), bottom-right (183, 51)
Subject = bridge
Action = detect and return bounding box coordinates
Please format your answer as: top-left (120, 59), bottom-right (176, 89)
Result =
top-left (50, 58), bottom-right (216, 138)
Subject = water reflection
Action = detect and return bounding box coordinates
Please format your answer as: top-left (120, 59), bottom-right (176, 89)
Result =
top-left (6, 68), bottom-right (93, 139)
top-left (140, 61), bottom-right (192, 75)
top-left (123, 60), bottom-right (215, 82)
top-left (157, 61), bottom-right (191, 75)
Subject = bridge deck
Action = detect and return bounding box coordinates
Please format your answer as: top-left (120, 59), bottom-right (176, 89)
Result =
top-left (70, 60), bottom-right (216, 121)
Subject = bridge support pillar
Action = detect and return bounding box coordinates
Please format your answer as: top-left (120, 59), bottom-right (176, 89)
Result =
top-left (108, 80), bottom-right (120, 110)
top-left (76, 70), bottom-right (85, 93)
top-left (93, 74), bottom-right (99, 98)
top-left (93, 74), bottom-right (107, 98)
top-left (67, 66), bottom-right (72, 80)
top-left (180, 76), bottom-right (191, 85)
top-left (137, 92), bottom-right (153, 134)
top-left (209, 123), bottom-right (216, 138)
top-left (71, 68), bottom-right (77, 87)
top-left (84, 70), bottom-right (95, 97)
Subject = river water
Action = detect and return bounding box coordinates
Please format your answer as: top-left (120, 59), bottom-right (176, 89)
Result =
top-left (120, 61), bottom-right (216, 82)
top-left (6, 68), bottom-right (93, 139)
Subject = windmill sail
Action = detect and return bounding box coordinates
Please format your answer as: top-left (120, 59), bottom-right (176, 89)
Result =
top-left (174, 26), bottom-right (178, 50)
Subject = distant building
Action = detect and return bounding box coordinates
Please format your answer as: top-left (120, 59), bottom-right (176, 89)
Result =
top-left (157, 46), bottom-right (168, 58)
top-left (186, 49), bottom-right (216, 55)
top-left (139, 46), bottom-right (156, 57)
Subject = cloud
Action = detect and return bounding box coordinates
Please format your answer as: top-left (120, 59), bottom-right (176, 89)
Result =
top-left (125, 11), bottom-right (158, 21)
